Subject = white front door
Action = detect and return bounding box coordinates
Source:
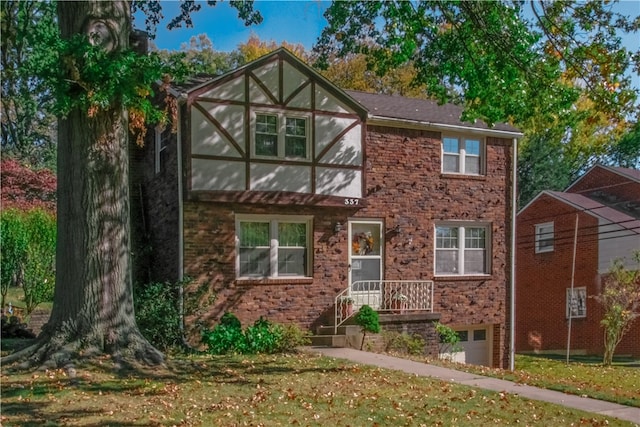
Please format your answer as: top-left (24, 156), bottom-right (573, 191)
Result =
top-left (348, 220), bottom-right (384, 309)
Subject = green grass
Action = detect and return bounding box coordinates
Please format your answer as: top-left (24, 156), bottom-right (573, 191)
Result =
top-left (416, 353), bottom-right (640, 408)
top-left (2, 286), bottom-right (53, 313)
top-left (1, 352), bottom-right (636, 426)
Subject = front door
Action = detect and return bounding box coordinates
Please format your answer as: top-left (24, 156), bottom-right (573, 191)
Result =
top-left (348, 220), bottom-right (383, 309)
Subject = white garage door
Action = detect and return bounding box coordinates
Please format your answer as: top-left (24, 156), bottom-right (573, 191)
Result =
top-left (452, 327), bottom-right (491, 366)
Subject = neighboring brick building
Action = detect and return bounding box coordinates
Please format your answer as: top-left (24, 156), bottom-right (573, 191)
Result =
top-left (516, 165), bottom-right (640, 357)
top-left (133, 49), bottom-right (520, 367)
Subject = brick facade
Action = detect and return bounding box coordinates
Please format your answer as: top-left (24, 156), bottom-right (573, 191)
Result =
top-left (173, 125), bottom-right (515, 368)
top-left (516, 179), bottom-right (640, 358)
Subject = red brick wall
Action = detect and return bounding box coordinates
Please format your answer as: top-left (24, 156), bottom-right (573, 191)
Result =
top-left (516, 193), bottom-right (640, 357)
top-left (182, 125), bottom-right (515, 367)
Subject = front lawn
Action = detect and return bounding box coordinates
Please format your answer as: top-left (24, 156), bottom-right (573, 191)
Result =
top-left (1, 352), bottom-right (635, 426)
top-left (423, 353), bottom-right (640, 408)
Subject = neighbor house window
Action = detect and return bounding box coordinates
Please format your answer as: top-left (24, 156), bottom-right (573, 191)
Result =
top-left (254, 112), bottom-right (308, 159)
top-left (566, 287), bottom-right (587, 318)
top-left (535, 222), bottom-right (554, 253)
top-left (237, 215), bottom-right (311, 278)
top-left (435, 223), bottom-right (490, 275)
top-left (442, 136), bottom-right (484, 175)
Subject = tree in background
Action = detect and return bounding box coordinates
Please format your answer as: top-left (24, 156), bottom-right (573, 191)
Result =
top-left (594, 253), bottom-right (640, 366)
top-left (315, 1), bottom-right (639, 207)
top-left (154, 33), bottom-right (241, 77)
top-left (1, 1), bottom-right (58, 169)
top-left (1, 0), bottom-right (262, 368)
top-left (237, 33), bottom-right (307, 64)
top-left (0, 159), bottom-right (57, 213)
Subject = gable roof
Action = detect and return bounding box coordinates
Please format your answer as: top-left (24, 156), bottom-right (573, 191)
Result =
top-left (519, 190), bottom-right (640, 235)
top-left (565, 164), bottom-right (640, 193)
top-left (169, 48), bottom-right (521, 138)
top-left (346, 90), bottom-right (521, 136)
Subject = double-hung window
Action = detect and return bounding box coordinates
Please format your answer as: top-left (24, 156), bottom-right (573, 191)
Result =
top-left (442, 136), bottom-right (483, 175)
top-left (435, 223), bottom-right (490, 275)
top-left (237, 216), bottom-right (311, 278)
top-left (254, 112), bottom-right (309, 159)
top-left (535, 222), bottom-right (554, 253)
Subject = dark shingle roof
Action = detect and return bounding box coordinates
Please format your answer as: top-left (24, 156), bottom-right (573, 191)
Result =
top-left (345, 90), bottom-right (520, 133)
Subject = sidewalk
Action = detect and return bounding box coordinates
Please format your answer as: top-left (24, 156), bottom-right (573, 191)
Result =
top-left (304, 347), bottom-right (640, 425)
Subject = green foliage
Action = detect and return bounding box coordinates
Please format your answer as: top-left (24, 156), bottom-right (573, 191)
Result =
top-left (1, 1), bottom-right (58, 169)
top-left (244, 317), bottom-right (283, 354)
top-left (316, 1), bottom-right (638, 126)
top-left (0, 209), bottom-right (56, 314)
top-left (383, 331), bottom-right (425, 355)
top-left (202, 313), bottom-right (246, 355)
top-left (435, 322), bottom-right (462, 357)
top-left (201, 314), bottom-right (309, 355)
top-left (133, 280), bottom-right (183, 351)
top-left (354, 305), bottom-right (380, 350)
top-left (21, 210), bottom-right (56, 314)
top-left (594, 252), bottom-right (640, 366)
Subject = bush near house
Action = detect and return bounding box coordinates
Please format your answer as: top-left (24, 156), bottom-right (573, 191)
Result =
top-left (201, 313), bottom-right (310, 355)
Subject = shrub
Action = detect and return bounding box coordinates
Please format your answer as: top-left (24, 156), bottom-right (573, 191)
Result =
top-left (435, 322), bottom-right (462, 359)
top-left (1, 315), bottom-right (36, 339)
top-left (355, 305), bottom-right (380, 350)
top-left (383, 331), bottom-right (426, 355)
top-left (201, 314), bottom-right (310, 355)
top-left (134, 280), bottom-right (182, 351)
top-left (0, 209), bottom-right (56, 314)
top-left (201, 312), bottom-right (246, 355)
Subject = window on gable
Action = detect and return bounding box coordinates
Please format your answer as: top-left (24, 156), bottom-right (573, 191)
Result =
top-left (435, 224), bottom-right (490, 275)
top-left (535, 222), bottom-right (554, 253)
top-left (237, 216), bottom-right (311, 278)
top-left (254, 112), bottom-right (308, 159)
top-left (566, 287), bottom-right (587, 318)
top-left (442, 136), bottom-right (484, 175)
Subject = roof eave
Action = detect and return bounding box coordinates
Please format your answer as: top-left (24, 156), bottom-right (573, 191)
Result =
top-left (366, 115), bottom-right (523, 138)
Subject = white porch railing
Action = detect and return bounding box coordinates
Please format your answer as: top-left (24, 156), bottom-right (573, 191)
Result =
top-left (335, 280), bottom-right (434, 333)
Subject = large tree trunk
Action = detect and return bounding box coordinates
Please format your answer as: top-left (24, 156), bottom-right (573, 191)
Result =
top-left (3, 0), bottom-right (162, 368)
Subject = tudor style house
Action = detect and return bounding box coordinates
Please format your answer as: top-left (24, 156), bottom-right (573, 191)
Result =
top-left (516, 164), bottom-right (640, 357)
top-left (132, 49), bottom-right (521, 367)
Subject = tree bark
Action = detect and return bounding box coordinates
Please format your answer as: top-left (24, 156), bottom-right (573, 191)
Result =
top-left (3, 0), bottom-right (162, 368)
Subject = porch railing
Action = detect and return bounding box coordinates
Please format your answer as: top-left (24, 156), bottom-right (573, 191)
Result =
top-left (334, 280), bottom-right (434, 333)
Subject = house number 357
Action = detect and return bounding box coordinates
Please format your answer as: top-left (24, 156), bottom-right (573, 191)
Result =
top-left (344, 198), bottom-right (359, 205)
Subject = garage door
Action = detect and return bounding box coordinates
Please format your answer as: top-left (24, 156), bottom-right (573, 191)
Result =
top-left (452, 327), bottom-right (491, 366)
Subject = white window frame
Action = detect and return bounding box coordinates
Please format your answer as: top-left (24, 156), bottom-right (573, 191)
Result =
top-left (252, 110), bottom-right (310, 160)
top-left (236, 214), bottom-right (312, 279)
top-left (442, 135), bottom-right (485, 175)
top-left (535, 222), bottom-right (554, 253)
top-left (434, 222), bottom-right (491, 276)
top-left (566, 287), bottom-right (587, 318)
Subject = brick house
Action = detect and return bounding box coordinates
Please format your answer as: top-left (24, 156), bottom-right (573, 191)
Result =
top-left (132, 49), bottom-right (520, 367)
top-left (516, 164), bottom-right (640, 357)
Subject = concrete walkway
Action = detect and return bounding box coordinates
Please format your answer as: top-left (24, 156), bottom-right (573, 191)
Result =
top-left (304, 347), bottom-right (640, 425)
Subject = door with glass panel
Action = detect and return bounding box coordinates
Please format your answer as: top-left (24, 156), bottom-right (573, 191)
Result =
top-left (348, 220), bottom-right (383, 309)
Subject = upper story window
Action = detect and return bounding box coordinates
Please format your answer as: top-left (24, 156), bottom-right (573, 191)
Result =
top-left (254, 112), bottom-right (309, 160)
top-left (442, 136), bottom-right (484, 175)
top-left (236, 215), bottom-right (312, 278)
top-left (535, 222), bottom-right (554, 253)
top-left (435, 223), bottom-right (490, 275)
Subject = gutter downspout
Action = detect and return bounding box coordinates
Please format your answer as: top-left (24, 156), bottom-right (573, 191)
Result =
top-left (176, 96), bottom-right (186, 343)
top-left (510, 137), bottom-right (518, 371)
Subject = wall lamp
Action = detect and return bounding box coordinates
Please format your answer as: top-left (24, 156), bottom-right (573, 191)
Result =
top-left (334, 222), bottom-right (343, 233)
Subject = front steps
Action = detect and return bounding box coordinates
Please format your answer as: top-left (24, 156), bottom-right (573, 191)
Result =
top-left (310, 324), bottom-right (363, 349)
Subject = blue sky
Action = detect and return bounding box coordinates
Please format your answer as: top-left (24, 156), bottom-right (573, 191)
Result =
top-left (139, 0), bottom-right (639, 90)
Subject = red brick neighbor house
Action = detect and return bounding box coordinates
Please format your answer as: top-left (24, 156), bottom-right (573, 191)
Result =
top-left (516, 164), bottom-right (640, 357)
top-left (132, 49), bottom-right (521, 367)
